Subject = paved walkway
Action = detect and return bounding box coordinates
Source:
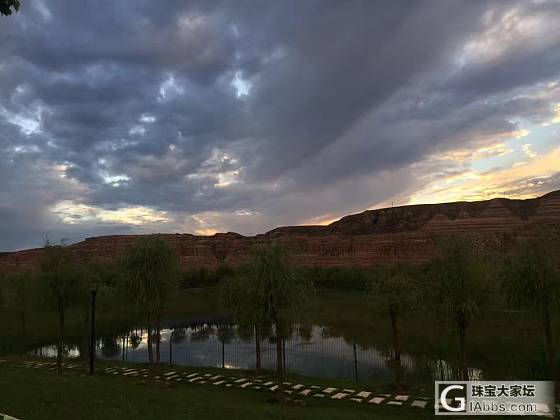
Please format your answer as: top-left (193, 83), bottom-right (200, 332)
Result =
top-left (0, 359), bottom-right (432, 410)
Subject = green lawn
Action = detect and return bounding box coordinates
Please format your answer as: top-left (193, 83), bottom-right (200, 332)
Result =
top-left (0, 365), bottom-right (434, 420)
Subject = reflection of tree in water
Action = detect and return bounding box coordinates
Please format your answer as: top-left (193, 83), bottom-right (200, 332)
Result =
top-left (190, 325), bottom-right (215, 342)
top-left (298, 324), bottom-right (313, 343)
top-left (171, 328), bottom-right (187, 344)
top-left (101, 336), bottom-right (120, 358)
top-left (129, 334), bottom-right (141, 349)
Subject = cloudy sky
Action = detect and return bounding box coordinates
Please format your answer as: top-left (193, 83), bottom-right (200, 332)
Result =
top-left (1, 0), bottom-right (560, 251)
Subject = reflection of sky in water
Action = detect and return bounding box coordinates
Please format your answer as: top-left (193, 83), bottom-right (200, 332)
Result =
top-left (33, 324), bottom-right (480, 382)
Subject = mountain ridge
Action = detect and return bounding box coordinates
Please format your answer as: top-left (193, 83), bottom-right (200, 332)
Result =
top-left (1, 190), bottom-right (559, 271)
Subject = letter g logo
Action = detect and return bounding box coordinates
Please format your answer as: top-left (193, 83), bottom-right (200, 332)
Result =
top-left (440, 384), bottom-right (466, 412)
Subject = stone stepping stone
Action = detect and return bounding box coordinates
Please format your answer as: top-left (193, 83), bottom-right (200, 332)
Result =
top-left (331, 392), bottom-right (349, 400)
top-left (175, 378), bottom-right (183, 382)
top-left (234, 378), bottom-right (247, 383)
top-left (282, 382), bottom-right (292, 386)
top-left (299, 389), bottom-right (313, 396)
top-left (379, 393), bottom-right (392, 397)
top-left (310, 385), bottom-right (320, 389)
top-left (240, 382), bottom-right (252, 389)
top-left (263, 381), bottom-right (274, 386)
top-left (292, 384), bottom-right (304, 390)
top-left (342, 389), bottom-right (356, 394)
top-left (203, 373), bottom-right (212, 377)
top-left (313, 394), bottom-right (326, 398)
top-left (225, 384), bottom-right (233, 388)
top-left (368, 397), bottom-right (385, 405)
top-left (253, 386), bottom-right (261, 390)
top-left (188, 377), bottom-right (202, 383)
top-left (356, 391), bottom-right (372, 399)
top-left (411, 400), bottom-right (428, 408)
top-left (323, 387), bottom-right (337, 394)
top-left (269, 385), bottom-right (278, 391)
top-left (199, 380), bottom-right (207, 384)
top-left (213, 380), bottom-right (226, 386)
top-left (350, 398), bottom-right (362, 403)
top-left (395, 395), bottom-right (410, 402)
top-left (210, 375), bottom-right (222, 380)
top-left (186, 373), bottom-right (199, 378)
top-left (284, 390), bottom-right (293, 395)
top-left (164, 371), bottom-right (176, 376)
top-left (387, 401), bottom-right (403, 406)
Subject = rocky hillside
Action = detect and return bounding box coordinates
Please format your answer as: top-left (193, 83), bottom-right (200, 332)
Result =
top-left (1, 190), bottom-right (559, 271)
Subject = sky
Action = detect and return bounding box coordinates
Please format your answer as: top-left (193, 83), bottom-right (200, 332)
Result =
top-left (1, 0), bottom-right (560, 251)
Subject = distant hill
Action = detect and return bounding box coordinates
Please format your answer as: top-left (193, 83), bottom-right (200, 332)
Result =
top-left (1, 190), bottom-right (559, 271)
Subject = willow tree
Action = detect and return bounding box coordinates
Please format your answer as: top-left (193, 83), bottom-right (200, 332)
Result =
top-left (3, 270), bottom-right (33, 342)
top-left (223, 243), bottom-right (313, 399)
top-left (367, 264), bottom-right (418, 388)
top-left (121, 235), bottom-right (179, 366)
top-left (40, 242), bottom-right (83, 374)
top-left (501, 233), bottom-right (560, 381)
top-left (428, 236), bottom-right (496, 380)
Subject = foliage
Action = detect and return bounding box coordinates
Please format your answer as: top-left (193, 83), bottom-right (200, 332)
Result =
top-left (181, 265), bottom-right (234, 289)
top-left (120, 236), bottom-right (179, 318)
top-left (501, 235), bottom-right (560, 312)
top-left (0, 0), bottom-right (19, 16)
top-left (366, 264), bottom-right (418, 317)
top-left (304, 266), bottom-right (370, 290)
top-left (427, 236), bottom-right (497, 332)
top-left (223, 243), bottom-right (314, 337)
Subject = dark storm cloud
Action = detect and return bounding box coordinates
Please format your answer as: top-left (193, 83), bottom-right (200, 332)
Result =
top-left (1, 0), bottom-right (560, 250)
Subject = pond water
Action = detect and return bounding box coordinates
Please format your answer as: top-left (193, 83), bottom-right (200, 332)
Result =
top-left (31, 321), bottom-right (477, 384)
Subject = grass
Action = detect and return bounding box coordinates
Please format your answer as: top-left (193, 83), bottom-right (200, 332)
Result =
top-left (0, 364), bottom-right (435, 420)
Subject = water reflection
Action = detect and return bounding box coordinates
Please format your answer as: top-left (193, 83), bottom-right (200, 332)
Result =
top-left (30, 322), bottom-right (480, 383)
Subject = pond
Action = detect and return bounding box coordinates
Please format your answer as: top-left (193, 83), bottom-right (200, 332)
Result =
top-left (30, 320), bottom-right (477, 385)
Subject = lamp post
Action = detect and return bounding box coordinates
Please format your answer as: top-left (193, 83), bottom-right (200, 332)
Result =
top-left (89, 284), bottom-right (97, 375)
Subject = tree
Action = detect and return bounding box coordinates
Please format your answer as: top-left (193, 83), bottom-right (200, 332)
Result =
top-left (222, 243), bottom-right (313, 400)
top-left (501, 233), bottom-right (560, 382)
top-left (40, 241), bottom-right (83, 374)
top-left (0, 0), bottom-right (19, 16)
top-left (216, 325), bottom-right (235, 368)
top-left (3, 270), bottom-right (33, 343)
top-left (367, 264), bottom-right (418, 389)
top-left (427, 236), bottom-right (496, 380)
top-left (121, 235), bottom-right (179, 367)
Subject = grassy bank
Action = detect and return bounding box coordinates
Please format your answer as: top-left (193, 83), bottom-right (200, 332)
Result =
top-left (0, 364), bottom-right (433, 420)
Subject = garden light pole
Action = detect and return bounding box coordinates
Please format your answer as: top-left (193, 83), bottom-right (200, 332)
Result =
top-left (89, 284), bottom-right (97, 375)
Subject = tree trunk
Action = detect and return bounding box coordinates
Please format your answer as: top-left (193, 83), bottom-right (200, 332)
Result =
top-left (155, 315), bottom-right (161, 364)
top-left (255, 324), bottom-right (261, 374)
top-left (222, 341), bottom-right (225, 368)
top-left (275, 329), bottom-right (284, 402)
top-left (147, 315), bottom-right (154, 366)
top-left (390, 310), bottom-right (402, 390)
top-left (390, 310), bottom-right (401, 362)
top-left (57, 308), bottom-right (65, 375)
top-left (458, 325), bottom-right (468, 380)
top-left (543, 304), bottom-right (556, 382)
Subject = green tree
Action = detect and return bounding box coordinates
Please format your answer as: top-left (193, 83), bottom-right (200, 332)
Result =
top-left (3, 270), bottom-right (33, 342)
top-left (40, 242), bottom-right (84, 374)
top-left (0, 0), bottom-right (20, 16)
top-left (216, 325), bottom-right (235, 368)
top-left (501, 233), bottom-right (560, 381)
top-left (428, 236), bottom-right (496, 380)
top-left (223, 243), bottom-right (313, 400)
top-left (367, 264), bottom-right (418, 388)
top-left (121, 235), bottom-right (179, 367)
